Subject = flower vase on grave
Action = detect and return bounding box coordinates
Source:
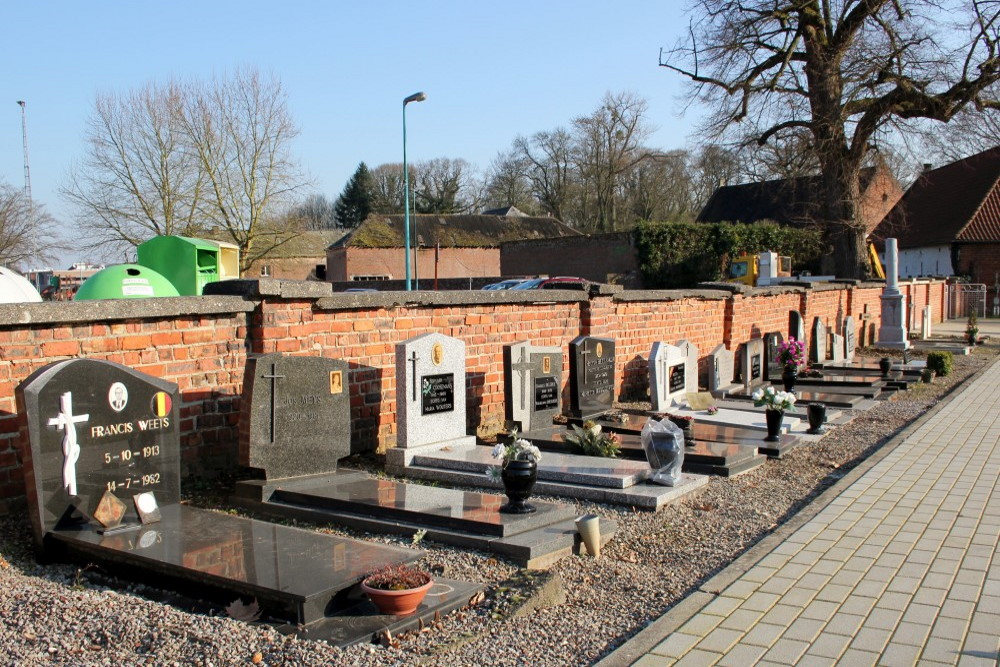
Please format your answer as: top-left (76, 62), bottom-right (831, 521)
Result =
top-left (781, 366), bottom-right (798, 392)
top-left (764, 409), bottom-right (783, 442)
top-left (879, 357), bottom-right (892, 377)
top-left (806, 403), bottom-right (827, 435)
top-left (500, 460), bottom-right (538, 514)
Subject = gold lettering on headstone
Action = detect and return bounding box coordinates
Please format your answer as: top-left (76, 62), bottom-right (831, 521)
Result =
top-left (329, 370), bottom-right (343, 394)
top-left (542, 356), bottom-right (551, 374)
top-left (432, 343), bottom-right (444, 366)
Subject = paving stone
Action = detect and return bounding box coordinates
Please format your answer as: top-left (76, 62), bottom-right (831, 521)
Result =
top-left (650, 632), bottom-right (701, 658)
top-left (849, 627), bottom-right (892, 654)
top-left (674, 648), bottom-right (723, 666)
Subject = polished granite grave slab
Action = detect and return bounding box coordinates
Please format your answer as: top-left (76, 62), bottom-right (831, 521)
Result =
top-left (45, 503), bottom-right (430, 626)
top-left (726, 387), bottom-right (866, 408)
top-left (412, 444), bottom-right (654, 489)
top-left (234, 470), bottom-right (596, 568)
top-left (772, 373), bottom-right (884, 388)
top-left (525, 425), bottom-right (767, 475)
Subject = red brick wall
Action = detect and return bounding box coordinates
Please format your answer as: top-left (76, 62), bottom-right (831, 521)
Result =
top-left (955, 243), bottom-right (1000, 285)
top-left (0, 279), bottom-right (948, 505)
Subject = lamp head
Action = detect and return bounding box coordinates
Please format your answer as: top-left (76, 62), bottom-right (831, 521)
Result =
top-left (16, 100), bottom-right (25, 107)
top-left (404, 92), bottom-right (427, 105)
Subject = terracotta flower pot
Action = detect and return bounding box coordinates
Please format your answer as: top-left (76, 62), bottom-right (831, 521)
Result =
top-left (361, 577), bottom-right (433, 616)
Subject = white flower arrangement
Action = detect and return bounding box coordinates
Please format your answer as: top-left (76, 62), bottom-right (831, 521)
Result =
top-left (751, 385), bottom-right (797, 412)
top-left (486, 431), bottom-right (542, 482)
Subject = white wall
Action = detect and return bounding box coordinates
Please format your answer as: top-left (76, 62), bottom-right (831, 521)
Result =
top-left (898, 246), bottom-right (953, 277)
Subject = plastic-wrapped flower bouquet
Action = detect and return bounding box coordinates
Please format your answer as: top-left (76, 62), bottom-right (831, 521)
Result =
top-left (486, 431), bottom-right (542, 482)
top-left (751, 385), bottom-right (797, 412)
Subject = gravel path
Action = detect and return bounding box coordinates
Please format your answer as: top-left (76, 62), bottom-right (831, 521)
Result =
top-left (0, 345), bottom-right (994, 667)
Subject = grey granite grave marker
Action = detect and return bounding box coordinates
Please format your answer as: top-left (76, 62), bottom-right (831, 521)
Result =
top-left (708, 344), bottom-right (739, 395)
top-left (240, 353), bottom-right (351, 479)
top-left (844, 315), bottom-right (857, 361)
top-left (740, 338), bottom-right (765, 391)
top-left (677, 339), bottom-right (700, 395)
top-left (649, 342), bottom-right (686, 411)
top-left (504, 341), bottom-right (563, 433)
top-left (789, 310), bottom-right (805, 343)
top-left (395, 333), bottom-right (475, 451)
top-left (810, 318), bottom-right (828, 363)
top-left (763, 332), bottom-right (785, 380)
top-left (16, 359), bottom-right (181, 548)
top-left (568, 336), bottom-right (615, 419)
top-left (830, 333), bottom-right (845, 362)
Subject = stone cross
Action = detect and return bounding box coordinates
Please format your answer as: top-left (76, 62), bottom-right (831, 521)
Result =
top-left (47, 391), bottom-right (89, 496)
top-left (408, 350), bottom-right (420, 400)
top-left (260, 363), bottom-right (285, 445)
top-left (511, 346), bottom-right (533, 411)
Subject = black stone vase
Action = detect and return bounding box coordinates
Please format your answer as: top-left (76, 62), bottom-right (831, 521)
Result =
top-left (500, 460), bottom-right (538, 514)
top-left (781, 366), bottom-right (798, 392)
top-left (807, 402), bottom-right (827, 435)
top-left (764, 409), bottom-right (783, 442)
top-left (879, 357), bottom-right (892, 377)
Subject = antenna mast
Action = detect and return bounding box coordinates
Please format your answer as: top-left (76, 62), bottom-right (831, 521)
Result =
top-left (17, 101), bottom-right (31, 206)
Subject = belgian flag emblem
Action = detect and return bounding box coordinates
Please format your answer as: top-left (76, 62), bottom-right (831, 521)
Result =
top-left (151, 392), bottom-right (172, 417)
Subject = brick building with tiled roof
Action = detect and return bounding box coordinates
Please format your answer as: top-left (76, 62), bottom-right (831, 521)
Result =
top-left (872, 146), bottom-right (1000, 281)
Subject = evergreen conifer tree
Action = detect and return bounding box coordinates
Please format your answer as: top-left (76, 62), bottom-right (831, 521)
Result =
top-left (334, 162), bottom-right (373, 228)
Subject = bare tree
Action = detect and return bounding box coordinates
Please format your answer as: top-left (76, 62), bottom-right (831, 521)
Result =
top-left (512, 129), bottom-right (577, 222)
top-left (180, 67), bottom-right (308, 272)
top-left (572, 91), bottom-right (653, 232)
top-left (482, 150), bottom-right (538, 213)
top-left (62, 80), bottom-right (205, 255)
top-left (369, 163), bottom-right (407, 214)
top-left (413, 157), bottom-right (481, 214)
top-left (690, 145), bottom-right (741, 210)
top-left (292, 193), bottom-right (338, 230)
top-left (623, 150), bottom-right (697, 222)
top-left (663, 1), bottom-right (1000, 278)
top-left (0, 184), bottom-right (64, 268)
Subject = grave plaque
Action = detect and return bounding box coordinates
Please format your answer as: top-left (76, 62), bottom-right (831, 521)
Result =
top-left (789, 310), bottom-right (806, 344)
top-left (649, 342), bottom-right (686, 411)
top-left (241, 353), bottom-right (351, 479)
top-left (677, 340), bottom-right (700, 395)
top-left (16, 359), bottom-right (181, 548)
top-left (740, 339), bottom-right (765, 391)
top-left (708, 344), bottom-right (738, 394)
top-left (830, 333), bottom-right (845, 362)
top-left (396, 333), bottom-right (470, 449)
top-left (810, 318), bottom-right (828, 363)
top-left (844, 315), bottom-right (857, 361)
top-left (763, 332), bottom-right (785, 380)
top-left (569, 336), bottom-right (615, 419)
top-left (504, 342), bottom-right (563, 432)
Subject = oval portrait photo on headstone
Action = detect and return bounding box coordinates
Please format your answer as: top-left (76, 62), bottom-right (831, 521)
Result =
top-left (432, 343), bottom-right (444, 366)
top-left (108, 382), bottom-right (128, 412)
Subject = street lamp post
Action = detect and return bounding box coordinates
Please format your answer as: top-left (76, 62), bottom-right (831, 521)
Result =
top-left (402, 91), bottom-right (426, 291)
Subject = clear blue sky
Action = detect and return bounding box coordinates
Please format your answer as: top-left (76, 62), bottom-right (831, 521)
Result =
top-left (3, 1), bottom-right (700, 267)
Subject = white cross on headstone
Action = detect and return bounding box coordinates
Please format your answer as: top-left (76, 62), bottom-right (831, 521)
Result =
top-left (47, 392), bottom-right (89, 497)
top-left (511, 347), bottom-right (533, 411)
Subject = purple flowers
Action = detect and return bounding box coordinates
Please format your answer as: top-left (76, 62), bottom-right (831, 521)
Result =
top-left (777, 337), bottom-right (806, 369)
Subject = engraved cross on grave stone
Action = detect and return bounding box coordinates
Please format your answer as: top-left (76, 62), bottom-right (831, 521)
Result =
top-left (260, 364), bottom-right (285, 445)
top-left (511, 346), bottom-right (533, 411)
top-left (578, 345), bottom-right (593, 384)
top-left (47, 391), bottom-right (89, 496)
top-left (408, 350), bottom-right (420, 401)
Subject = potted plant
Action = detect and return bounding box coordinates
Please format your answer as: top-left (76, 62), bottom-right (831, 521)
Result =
top-left (776, 337), bottom-right (806, 392)
top-left (564, 420), bottom-right (622, 457)
top-left (361, 563), bottom-right (433, 616)
top-left (752, 386), bottom-right (797, 442)
top-left (966, 311), bottom-right (979, 345)
top-left (486, 428), bottom-right (543, 514)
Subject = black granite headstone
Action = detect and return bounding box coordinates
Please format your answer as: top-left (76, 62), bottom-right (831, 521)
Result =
top-left (16, 359), bottom-right (181, 548)
top-left (568, 336), bottom-right (615, 419)
top-left (504, 342), bottom-right (564, 432)
top-left (241, 353), bottom-right (351, 479)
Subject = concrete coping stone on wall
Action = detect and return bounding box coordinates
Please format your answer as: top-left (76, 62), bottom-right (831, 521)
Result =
top-left (315, 289), bottom-right (590, 311)
top-left (203, 278), bottom-right (333, 299)
top-left (0, 296), bottom-right (255, 327)
top-left (614, 289), bottom-right (732, 303)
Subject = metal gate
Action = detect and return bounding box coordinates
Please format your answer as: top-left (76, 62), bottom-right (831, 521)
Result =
top-left (948, 283), bottom-right (987, 319)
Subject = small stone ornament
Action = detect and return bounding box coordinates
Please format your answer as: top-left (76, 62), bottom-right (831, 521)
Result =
top-left (133, 492), bottom-right (162, 524)
top-left (93, 490), bottom-right (128, 530)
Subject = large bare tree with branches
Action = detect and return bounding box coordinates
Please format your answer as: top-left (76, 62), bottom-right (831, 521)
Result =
top-left (662, 1), bottom-right (1000, 278)
top-left (0, 184), bottom-right (64, 268)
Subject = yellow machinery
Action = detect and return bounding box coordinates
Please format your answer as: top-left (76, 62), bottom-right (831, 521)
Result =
top-left (867, 242), bottom-right (885, 280)
top-left (727, 252), bottom-right (792, 286)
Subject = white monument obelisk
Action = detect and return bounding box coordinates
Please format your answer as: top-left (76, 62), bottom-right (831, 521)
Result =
top-left (877, 238), bottom-right (910, 349)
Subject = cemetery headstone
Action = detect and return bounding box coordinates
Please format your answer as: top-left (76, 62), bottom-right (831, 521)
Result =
top-left (810, 318), bottom-right (828, 363)
top-left (708, 344), bottom-right (739, 395)
top-left (677, 339), bottom-right (700, 394)
top-left (740, 338), bottom-right (765, 391)
top-left (568, 336), bottom-right (615, 419)
top-left (789, 310), bottom-right (806, 344)
top-left (763, 332), bottom-right (785, 380)
top-left (16, 359), bottom-right (181, 548)
top-left (921, 305), bottom-right (932, 340)
top-left (877, 238), bottom-right (910, 349)
top-left (504, 341), bottom-right (563, 433)
top-left (830, 333), bottom-right (845, 362)
top-left (240, 353), bottom-right (351, 479)
top-left (649, 342), bottom-right (687, 411)
top-left (843, 315), bottom-right (857, 361)
top-left (396, 333), bottom-right (473, 449)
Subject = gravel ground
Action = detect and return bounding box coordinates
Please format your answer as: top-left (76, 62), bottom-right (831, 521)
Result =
top-left (0, 343), bottom-right (995, 667)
